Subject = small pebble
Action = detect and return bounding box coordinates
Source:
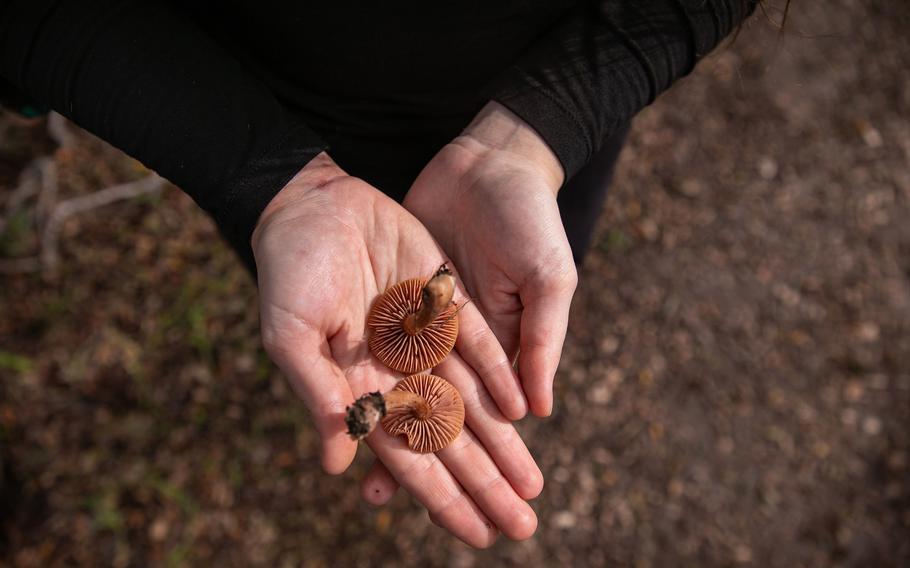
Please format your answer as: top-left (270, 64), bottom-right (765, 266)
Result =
top-left (855, 322), bottom-right (880, 342)
top-left (600, 335), bottom-right (620, 354)
top-left (844, 381), bottom-right (864, 402)
top-left (552, 511), bottom-right (576, 529)
top-left (733, 544), bottom-right (753, 563)
top-left (589, 383), bottom-right (611, 405)
top-left (552, 467), bottom-right (571, 484)
top-left (637, 219), bottom-right (660, 242)
top-left (758, 157), bottom-right (778, 179)
top-left (862, 415), bottom-right (882, 435)
top-left (677, 178), bottom-right (704, 197)
top-left (861, 125), bottom-right (883, 148)
top-left (150, 517), bottom-right (168, 541)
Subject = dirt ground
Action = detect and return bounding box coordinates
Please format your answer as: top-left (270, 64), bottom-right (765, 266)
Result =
top-left (1, 1), bottom-right (908, 566)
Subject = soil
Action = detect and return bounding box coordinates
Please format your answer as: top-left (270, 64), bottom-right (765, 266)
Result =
top-left (1, 1), bottom-right (908, 566)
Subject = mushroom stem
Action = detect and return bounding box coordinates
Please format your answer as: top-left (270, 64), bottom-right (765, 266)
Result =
top-left (345, 390), bottom-right (431, 440)
top-left (403, 265), bottom-right (456, 336)
top-left (384, 390), bottom-right (431, 420)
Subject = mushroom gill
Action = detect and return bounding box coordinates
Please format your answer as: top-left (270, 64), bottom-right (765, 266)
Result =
top-left (381, 374), bottom-right (465, 453)
top-left (367, 264), bottom-right (459, 374)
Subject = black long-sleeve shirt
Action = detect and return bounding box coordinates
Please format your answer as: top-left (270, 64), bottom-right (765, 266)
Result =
top-left (0, 1), bottom-right (755, 269)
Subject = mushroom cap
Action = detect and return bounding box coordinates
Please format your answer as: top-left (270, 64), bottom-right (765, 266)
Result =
top-left (367, 277), bottom-right (459, 373)
top-left (381, 374), bottom-right (465, 453)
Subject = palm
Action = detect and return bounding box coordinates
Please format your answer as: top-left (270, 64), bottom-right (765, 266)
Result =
top-left (415, 161), bottom-right (555, 356)
top-left (254, 171), bottom-right (541, 547)
top-left (258, 180), bottom-right (441, 388)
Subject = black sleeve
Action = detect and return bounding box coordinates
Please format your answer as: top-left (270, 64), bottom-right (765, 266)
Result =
top-left (487, 0), bottom-right (757, 180)
top-left (0, 0), bottom-right (327, 270)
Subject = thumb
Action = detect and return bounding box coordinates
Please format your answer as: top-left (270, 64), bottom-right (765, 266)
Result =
top-left (263, 326), bottom-right (358, 475)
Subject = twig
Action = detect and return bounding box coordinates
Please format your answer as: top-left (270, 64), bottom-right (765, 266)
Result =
top-left (1, 175), bottom-right (165, 274)
top-left (1, 112), bottom-right (166, 274)
top-left (0, 111), bottom-right (69, 235)
top-left (46, 111), bottom-right (76, 149)
top-left (36, 114), bottom-right (67, 223)
top-left (40, 174), bottom-right (165, 268)
top-left (35, 157), bottom-right (58, 228)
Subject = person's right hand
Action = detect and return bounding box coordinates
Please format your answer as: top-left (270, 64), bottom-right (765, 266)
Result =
top-left (251, 153), bottom-right (543, 547)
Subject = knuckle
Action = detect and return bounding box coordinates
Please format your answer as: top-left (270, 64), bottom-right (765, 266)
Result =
top-left (474, 473), bottom-right (507, 501)
top-left (527, 257), bottom-right (577, 295)
top-left (478, 357), bottom-right (514, 383)
top-left (461, 328), bottom-right (513, 378)
top-left (460, 380), bottom-right (499, 418)
top-left (549, 264), bottom-right (578, 292)
top-left (401, 454), bottom-right (436, 479)
top-left (428, 488), bottom-right (466, 518)
top-left (565, 265), bottom-right (579, 289)
top-left (447, 431), bottom-right (474, 453)
top-left (465, 324), bottom-right (493, 347)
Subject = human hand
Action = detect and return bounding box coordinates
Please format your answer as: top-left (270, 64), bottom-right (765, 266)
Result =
top-left (252, 153), bottom-right (542, 546)
top-left (402, 101), bottom-right (576, 417)
top-left (360, 102), bottom-right (573, 509)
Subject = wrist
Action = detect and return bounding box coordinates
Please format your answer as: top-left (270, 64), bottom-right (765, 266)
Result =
top-left (251, 152), bottom-right (347, 251)
top-left (460, 101), bottom-right (565, 193)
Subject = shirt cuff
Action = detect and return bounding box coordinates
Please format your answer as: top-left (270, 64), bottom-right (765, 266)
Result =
top-left (215, 122), bottom-right (326, 273)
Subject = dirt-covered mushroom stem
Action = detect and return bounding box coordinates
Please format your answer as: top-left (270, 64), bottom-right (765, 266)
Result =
top-left (345, 374), bottom-right (465, 453)
top-left (345, 390), bottom-right (430, 439)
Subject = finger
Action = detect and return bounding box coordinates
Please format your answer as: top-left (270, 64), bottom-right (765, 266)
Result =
top-left (366, 428), bottom-right (499, 548)
top-left (518, 269), bottom-right (577, 417)
top-left (438, 428), bottom-right (538, 540)
top-left (455, 300), bottom-right (528, 420)
top-left (263, 324), bottom-right (358, 475)
top-left (361, 459), bottom-right (399, 506)
top-left (436, 352), bottom-right (544, 500)
top-left (482, 310), bottom-right (521, 364)
top-left (468, 278), bottom-right (522, 362)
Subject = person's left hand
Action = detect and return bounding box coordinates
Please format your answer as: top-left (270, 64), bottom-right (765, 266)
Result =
top-left (360, 101), bottom-right (577, 501)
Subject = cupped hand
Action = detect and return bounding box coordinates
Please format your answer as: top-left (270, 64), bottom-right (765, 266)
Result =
top-left (403, 101), bottom-right (577, 418)
top-left (362, 103), bottom-right (574, 506)
top-left (252, 153), bottom-right (543, 547)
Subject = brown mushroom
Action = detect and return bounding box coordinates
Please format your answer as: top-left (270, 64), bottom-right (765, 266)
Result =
top-left (345, 374), bottom-right (465, 453)
top-left (367, 264), bottom-right (459, 374)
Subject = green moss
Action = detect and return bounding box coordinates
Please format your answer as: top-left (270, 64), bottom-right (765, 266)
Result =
top-left (0, 210), bottom-right (32, 257)
top-left (0, 350), bottom-right (33, 373)
top-left (600, 228), bottom-right (632, 254)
